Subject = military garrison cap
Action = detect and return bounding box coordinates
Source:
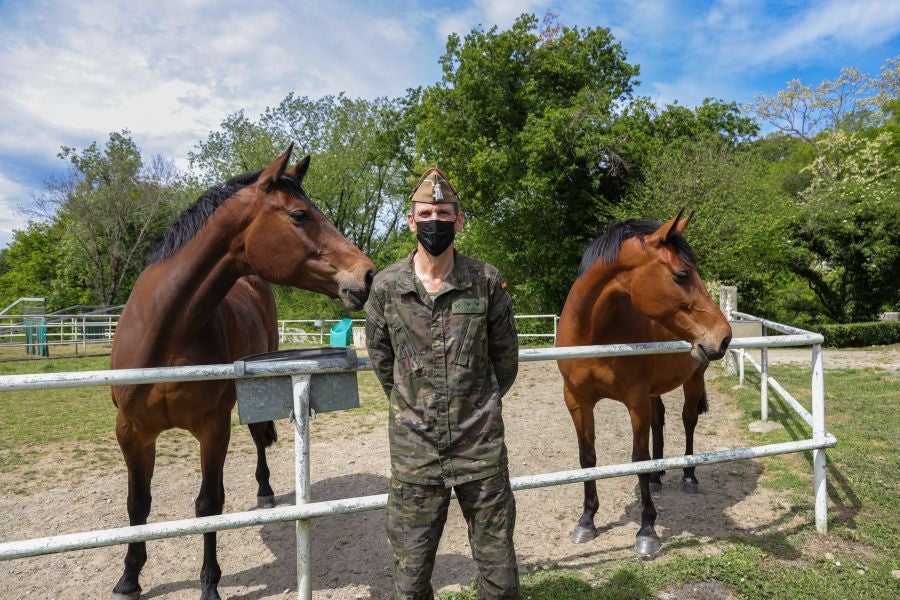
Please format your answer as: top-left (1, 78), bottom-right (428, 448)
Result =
top-left (410, 167), bottom-right (460, 205)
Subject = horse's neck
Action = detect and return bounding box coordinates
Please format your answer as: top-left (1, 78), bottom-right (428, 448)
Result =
top-left (138, 201), bottom-right (252, 335)
top-left (561, 262), bottom-right (635, 343)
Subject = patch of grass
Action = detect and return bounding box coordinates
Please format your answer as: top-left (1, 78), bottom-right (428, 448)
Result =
top-left (441, 542), bottom-right (899, 600)
top-left (0, 352), bottom-right (391, 486)
top-left (597, 543), bottom-right (899, 600)
top-left (438, 568), bottom-right (597, 600)
top-left (0, 344), bottom-right (113, 363)
top-left (710, 365), bottom-right (900, 551)
top-left (0, 356), bottom-right (118, 463)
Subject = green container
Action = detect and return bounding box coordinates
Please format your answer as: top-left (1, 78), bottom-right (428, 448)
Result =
top-left (329, 318), bottom-right (353, 347)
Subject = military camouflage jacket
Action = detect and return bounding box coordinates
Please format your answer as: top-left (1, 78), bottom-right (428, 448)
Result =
top-left (365, 251), bottom-right (519, 487)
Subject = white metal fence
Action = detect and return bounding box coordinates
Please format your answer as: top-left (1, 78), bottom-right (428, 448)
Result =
top-left (0, 315), bottom-right (119, 347)
top-left (277, 314), bottom-right (558, 345)
top-left (0, 314), bottom-right (558, 353)
top-left (0, 314), bottom-right (835, 599)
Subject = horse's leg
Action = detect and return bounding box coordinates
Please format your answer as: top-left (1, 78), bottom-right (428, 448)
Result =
top-left (248, 421), bottom-right (278, 508)
top-left (565, 386), bottom-right (599, 544)
top-left (627, 400), bottom-right (661, 556)
top-left (195, 418), bottom-right (231, 600)
top-left (112, 417), bottom-right (157, 600)
top-left (680, 368), bottom-right (708, 494)
top-left (649, 395), bottom-right (665, 492)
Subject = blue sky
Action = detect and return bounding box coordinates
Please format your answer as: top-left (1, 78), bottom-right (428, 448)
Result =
top-left (0, 0), bottom-right (898, 248)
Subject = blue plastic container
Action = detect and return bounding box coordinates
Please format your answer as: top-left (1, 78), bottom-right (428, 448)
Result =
top-left (329, 317), bottom-right (353, 347)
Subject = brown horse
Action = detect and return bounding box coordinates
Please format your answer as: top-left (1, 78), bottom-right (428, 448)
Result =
top-left (556, 212), bottom-right (732, 556)
top-left (109, 145), bottom-right (375, 600)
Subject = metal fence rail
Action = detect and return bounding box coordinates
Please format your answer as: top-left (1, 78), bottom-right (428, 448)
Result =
top-left (0, 314), bottom-right (559, 351)
top-left (0, 316), bottom-right (833, 599)
top-left (0, 435), bottom-right (835, 562)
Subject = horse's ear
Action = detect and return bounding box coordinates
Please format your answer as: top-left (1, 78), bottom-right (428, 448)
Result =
top-left (258, 143), bottom-right (294, 190)
top-left (287, 154), bottom-right (311, 183)
top-left (677, 210), bottom-right (694, 234)
top-left (663, 208), bottom-right (686, 242)
top-left (647, 209), bottom-right (685, 246)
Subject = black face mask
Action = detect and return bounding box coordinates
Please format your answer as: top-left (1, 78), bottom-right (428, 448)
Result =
top-left (416, 218), bottom-right (456, 256)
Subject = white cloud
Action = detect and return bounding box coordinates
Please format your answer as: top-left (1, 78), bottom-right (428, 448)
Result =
top-left (477, 0), bottom-right (550, 26)
top-left (755, 0), bottom-right (900, 65)
top-left (0, 0), bottom-right (897, 252)
top-left (0, 0), bottom-right (454, 232)
top-left (0, 173), bottom-right (30, 247)
top-left (433, 0), bottom-right (550, 41)
top-left (691, 0), bottom-right (900, 74)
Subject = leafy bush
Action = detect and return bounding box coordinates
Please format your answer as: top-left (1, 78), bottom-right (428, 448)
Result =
top-left (818, 321), bottom-right (900, 347)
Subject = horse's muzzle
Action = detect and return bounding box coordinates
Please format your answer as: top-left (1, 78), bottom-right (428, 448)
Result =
top-left (698, 335), bottom-right (732, 362)
top-left (340, 269), bottom-right (374, 310)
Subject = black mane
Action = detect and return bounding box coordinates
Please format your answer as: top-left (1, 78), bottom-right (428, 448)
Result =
top-left (148, 170), bottom-right (310, 264)
top-left (577, 219), bottom-right (696, 277)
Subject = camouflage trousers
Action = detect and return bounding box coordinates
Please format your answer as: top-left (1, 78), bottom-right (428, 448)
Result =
top-left (386, 470), bottom-right (520, 599)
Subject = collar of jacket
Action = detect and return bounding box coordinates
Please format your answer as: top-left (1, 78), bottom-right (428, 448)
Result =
top-left (396, 249), bottom-right (473, 297)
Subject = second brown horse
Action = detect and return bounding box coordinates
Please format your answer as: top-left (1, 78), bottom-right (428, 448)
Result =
top-left (556, 212), bottom-right (731, 556)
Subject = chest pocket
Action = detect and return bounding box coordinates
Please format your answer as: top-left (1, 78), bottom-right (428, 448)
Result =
top-left (392, 324), bottom-right (423, 375)
top-left (454, 313), bottom-right (488, 368)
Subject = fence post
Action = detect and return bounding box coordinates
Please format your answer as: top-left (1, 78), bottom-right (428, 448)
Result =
top-left (738, 349), bottom-right (745, 386)
top-left (719, 286), bottom-right (737, 375)
top-left (760, 326), bottom-right (769, 422)
top-left (292, 375), bottom-right (312, 599)
top-left (811, 344), bottom-right (828, 533)
top-left (82, 317), bottom-right (87, 355)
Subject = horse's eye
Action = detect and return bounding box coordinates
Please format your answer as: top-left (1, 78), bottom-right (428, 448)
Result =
top-left (290, 210), bottom-right (308, 224)
top-left (674, 270), bottom-right (689, 284)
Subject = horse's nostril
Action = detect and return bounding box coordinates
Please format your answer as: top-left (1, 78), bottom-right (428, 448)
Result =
top-left (364, 269), bottom-right (375, 288)
top-left (720, 336), bottom-right (732, 355)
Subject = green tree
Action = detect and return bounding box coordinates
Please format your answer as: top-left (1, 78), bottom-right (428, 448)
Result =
top-left (0, 221), bottom-right (92, 310)
top-left (33, 131), bottom-right (184, 306)
top-left (188, 110), bottom-right (284, 182)
top-left (788, 127), bottom-right (899, 321)
top-left (190, 94), bottom-right (414, 261)
top-left (412, 13), bottom-right (640, 311)
top-left (190, 94), bottom-right (417, 318)
top-left (752, 56), bottom-right (900, 322)
top-left (618, 137), bottom-right (788, 281)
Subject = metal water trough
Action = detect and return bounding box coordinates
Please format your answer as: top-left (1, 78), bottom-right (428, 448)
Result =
top-left (233, 345), bottom-right (361, 597)
top-left (233, 347), bottom-right (359, 423)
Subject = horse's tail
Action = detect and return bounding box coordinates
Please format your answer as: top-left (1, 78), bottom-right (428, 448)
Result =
top-left (697, 391), bottom-right (709, 415)
top-left (250, 420), bottom-right (279, 447)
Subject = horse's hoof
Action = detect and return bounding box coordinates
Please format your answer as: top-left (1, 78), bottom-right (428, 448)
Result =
top-left (634, 534), bottom-right (661, 556)
top-left (680, 479), bottom-right (700, 494)
top-left (111, 592), bottom-right (141, 600)
top-left (649, 481), bottom-right (662, 493)
top-left (571, 525), bottom-right (598, 544)
top-left (257, 494), bottom-right (276, 509)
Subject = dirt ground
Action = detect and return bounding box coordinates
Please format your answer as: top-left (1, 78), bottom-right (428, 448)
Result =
top-left (0, 347), bottom-right (895, 599)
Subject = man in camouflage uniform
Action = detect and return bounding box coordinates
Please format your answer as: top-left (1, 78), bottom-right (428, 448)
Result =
top-left (365, 167), bottom-right (520, 599)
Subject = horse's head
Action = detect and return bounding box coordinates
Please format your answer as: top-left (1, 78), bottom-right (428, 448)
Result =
top-left (241, 145), bottom-right (375, 310)
top-left (620, 211), bottom-right (732, 364)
